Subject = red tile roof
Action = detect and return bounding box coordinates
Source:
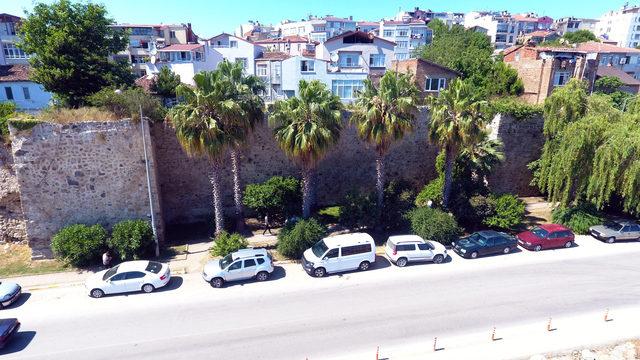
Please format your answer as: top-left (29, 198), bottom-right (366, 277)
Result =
top-left (254, 35), bottom-right (318, 44)
top-left (158, 43), bottom-right (204, 52)
top-left (135, 74), bottom-right (156, 93)
top-left (575, 41), bottom-right (640, 54)
top-left (382, 20), bottom-right (427, 25)
top-left (597, 66), bottom-right (640, 86)
top-left (256, 51), bottom-right (291, 61)
top-left (527, 30), bottom-right (556, 37)
top-left (0, 65), bottom-right (31, 82)
top-left (356, 21), bottom-right (380, 27)
top-left (512, 14), bottom-right (540, 22)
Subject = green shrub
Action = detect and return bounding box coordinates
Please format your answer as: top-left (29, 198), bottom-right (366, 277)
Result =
top-left (381, 180), bottom-right (416, 231)
top-left (276, 218), bottom-right (326, 259)
top-left (243, 176), bottom-right (301, 220)
top-left (415, 178), bottom-right (443, 207)
top-left (407, 207), bottom-right (461, 245)
top-left (316, 206), bottom-right (341, 224)
top-left (552, 203), bottom-right (603, 234)
top-left (108, 219), bottom-right (154, 261)
top-left (87, 87), bottom-right (166, 122)
top-left (51, 224), bottom-right (107, 266)
top-left (0, 102), bottom-right (16, 142)
top-left (210, 231), bottom-right (249, 257)
top-left (339, 191), bottom-right (377, 230)
top-left (489, 97), bottom-right (543, 120)
top-left (483, 194), bottom-right (525, 229)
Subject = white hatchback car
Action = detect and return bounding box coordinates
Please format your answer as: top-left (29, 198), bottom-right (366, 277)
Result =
top-left (385, 235), bottom-right (447, 267)
top-left (85, 260), bottom-right (171, 298)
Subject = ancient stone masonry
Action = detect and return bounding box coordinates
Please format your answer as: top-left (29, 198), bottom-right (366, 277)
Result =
top-left (0, 144), bottom-right (26, 243)
top-left (9, 120), bottom-right (164, 258)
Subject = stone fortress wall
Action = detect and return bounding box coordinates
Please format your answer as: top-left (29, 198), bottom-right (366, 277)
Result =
top-left (1, 111), bottom-right (544, 257)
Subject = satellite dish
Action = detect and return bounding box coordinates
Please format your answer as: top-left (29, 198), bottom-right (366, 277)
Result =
top-left (150, 55), bottom-right (157, 64)
top-left (150, 48), bottom-right (158, 56)
top-left (328, 64), bottom-right (339, 73)
top-left (330, 52), bottom-right (339, 63)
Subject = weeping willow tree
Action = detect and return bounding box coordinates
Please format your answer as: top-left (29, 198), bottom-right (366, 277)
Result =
top-left (534, 78), bottom-right (640, 215)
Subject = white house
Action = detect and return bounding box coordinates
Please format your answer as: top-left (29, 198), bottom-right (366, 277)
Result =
top-left (145, 43), bottom-right (222, 85)
top-left (203, 33), bottom-right (265, 75)
top-left (0, 65), bottom-right (51, 110)
top-left (379, 20), bottom-right (432, 60)
top-left (464, 11), bottom-right (519, 50)
top-left (596, 4), bottom-right (640, 48)
top-left (276, 16), bottom-right (357, 43)
top-left (253, 35), bottom-right (317, 56)
top-left (316, 31), bottom-right (395, 76)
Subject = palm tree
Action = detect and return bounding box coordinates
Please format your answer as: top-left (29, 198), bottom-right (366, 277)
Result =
top-left (351, 71), bottom-right (420, 212)
top-left (269, 80), bottom-right (343, 218)
top-left (168, 71), bottom-right (236, 235)
top-left (216, 60), bottom-right (265, 231)
top-left (428, 78), bottom-right (488, 209)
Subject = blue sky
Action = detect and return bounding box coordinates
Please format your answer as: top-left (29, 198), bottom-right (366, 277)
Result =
top-left (4, 0), bottom-right (613, 37)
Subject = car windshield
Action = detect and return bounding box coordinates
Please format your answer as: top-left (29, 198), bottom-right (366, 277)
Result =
top-left (103, 265), bottom-right (119, 281)
top-left (145, 261), bottom-right (162, 274)
top-left (219, 254), bottom-right (234, 269)
top-left (469, 233), bottom-right (488, 246)
top-left (311, 240), bottom-right (329, 258)
top-left (604, 221), bottom-right (623, 231)
top-left (531, 227), bottom-right (549, 238)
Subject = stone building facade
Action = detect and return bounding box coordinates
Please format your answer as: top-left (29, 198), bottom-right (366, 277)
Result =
top-left (4, 111), bottom-right (544, 257)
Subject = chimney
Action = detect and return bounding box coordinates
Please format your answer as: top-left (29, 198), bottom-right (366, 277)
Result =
top-left (349, 16), bottom-right (353, 21)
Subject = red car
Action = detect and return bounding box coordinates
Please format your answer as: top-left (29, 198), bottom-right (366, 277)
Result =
top-left (517, 224), bottom-right (575, 251)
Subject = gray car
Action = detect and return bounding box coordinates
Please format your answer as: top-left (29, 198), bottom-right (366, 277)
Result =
top-left (590, 220), bottom-right (640, 243)
top-left (0, 281), bottom-right (21, 309)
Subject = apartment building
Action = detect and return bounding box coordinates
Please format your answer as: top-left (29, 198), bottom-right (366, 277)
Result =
top-left (379, 20), bottom-right (432, 60)
top-left (596, 4), bottom-right (640, 48)
top-left (276, 15), bottom-right (356, 43)
top-left (396, 7), bottom-right (465, 27)
top-left (355, 22), bottom-right (380, 35)
top-left (253, 36), bottom-right (317, 56)
top-left (503, 45), bottom-right (599, 104)
top-left (235, 21), bottom-right (277, 41)
top-left (465, 11), bottom-right (519, 50)
top-left (391, 58), bottom-right (460, 97)
top-left (110, 23), bottom-right (197, 76)
top-left (577, 41), bottom-right (640, 79)
top-left (553, 17), bottom-right (598, 36)
top-left (203, 33), bottom-right (265, 75)
top-left (144, 43), bottom-right (223, 86)
top-left (0, 13), bottom-right (29, 66)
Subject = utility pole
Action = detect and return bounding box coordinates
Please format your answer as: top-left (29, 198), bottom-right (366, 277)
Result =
top-left (139, 105), bottom-right (160, 257)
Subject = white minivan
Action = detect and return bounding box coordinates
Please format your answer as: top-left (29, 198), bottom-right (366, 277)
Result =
top-left (301, 233), bottom-right (376, 277)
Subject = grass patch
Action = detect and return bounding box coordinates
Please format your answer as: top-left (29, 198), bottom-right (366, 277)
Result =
top-left (161, 244), bottom-right (188, 258)
top-left (0, 243), bottom-right (70, 278)
top-left (316, 206), bottom-right (342, 224)
top-left (38, 107), bottom-right (119, 123)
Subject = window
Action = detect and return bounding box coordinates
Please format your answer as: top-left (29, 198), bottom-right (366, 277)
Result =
top-left (228, 261), bottom-right (242, 271)
top-left (110, 273), bottom-right (127, 281)
top-left (230, 40), bottom-right (238, 48)
top-left (325, 248), bottom-right (339, 258)
top-left (394, 53), bottom-right (408, 60)
top-left (236, 57), bottom-right (248, 69)
top-left (369, 54), bottom-right (385, 68)
top-left (256, 64), bottom-right (268, 77)
top-left (331, 79), bottom-right (365, 99)
top-left (146, 262), bottom-right (163, 274)
top-left (396, 41), bottom-right (408, 48)
top-left (425, 77), bottom-right (446, 92)
top-left (131, 27), bottom-right (153, 36)
top-left (383, 30), bottom-right (394, 37)
top-left (256, 258), bottom-right (265, 265)
top-left (553, 71), bottom-right (571, 86)
top-left (397, 29), bottom-right (409, 37)
top-left (396, 244), bottom-right (416, 252)
top-left (126, 272), bottom-right (146, 280)
top-left (4, 87), bottom-right (13, 101)
top-left (244, 259), bottom-right (256, 268)
top-left (417, 243), bottom-right (432, 251)
top-left (2, 22), bottom-right (16, 36)
top-left (629, 225), bottom-right (640, 232)
top-left (2, 43), bottom-right (29, 59)
top-left (22, 87), bottom-right (30, 100)
top-left (340, 244), bottom-right (371, 256)
top-left (339, 53), bottom-right (360, 67)
top-left (170, 30), bottom-right (177, 39)
top-left (301, 60), bottom-right (315, 72)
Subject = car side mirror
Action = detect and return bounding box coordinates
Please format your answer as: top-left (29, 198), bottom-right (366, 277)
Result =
top-left (323, 256), bottom-right (329, 260)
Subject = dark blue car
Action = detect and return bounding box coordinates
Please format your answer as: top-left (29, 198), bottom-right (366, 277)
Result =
top-left (451, 230), bottom-right (517, 259)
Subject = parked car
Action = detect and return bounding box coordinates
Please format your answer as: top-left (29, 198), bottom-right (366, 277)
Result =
top-left (202, 248), bottom-right (274, 288)
top-left (590, 220), bottom-right (640, 243)
top-left (85, 261), bottom-right (171, 298)
top-left (0, 318), bottom-right (20, 349)
top-left (385, 235), bottom-right (447, 267)
top-left (302, 233), bottom-right (376, 277)
top-left (451, 231), bottom-right (517, 259)
top-left (0, 282), bottom-right (21, 310)
top-left (517, 224), bottom-right (575, 251)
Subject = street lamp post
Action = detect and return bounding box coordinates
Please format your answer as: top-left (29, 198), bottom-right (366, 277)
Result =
top-left (139, 104), bottom-right (160, 257)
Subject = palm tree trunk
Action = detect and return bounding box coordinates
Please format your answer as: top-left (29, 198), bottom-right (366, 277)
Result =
top-left (209, 159), bottom-right (224, 235)
top-left (376, 152), bottom-right (385, 211)
top-left (230, 148), bottom-right (245, 232)
top-left (442, 145), bottom-right (456, 210)
top-left (301, 165), bottom-right (314, 219)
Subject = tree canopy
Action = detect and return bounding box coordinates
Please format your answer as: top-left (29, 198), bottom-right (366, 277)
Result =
top-left (593, 76), bottom-right (633, 110)
top-left (533, 79), bottom-right (640, 215)
top-left (417, 19), bottom-right (523, 98)
top-left (151, 67), bottom-right (181, 99)
top-left (18, 0), bottom-right (134, 107)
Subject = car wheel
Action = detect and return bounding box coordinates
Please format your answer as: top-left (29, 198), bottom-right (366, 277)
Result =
top-left (433, 254), bottom-right (445, 264)
top-left (606, 237), bottom-right (616, 244)
top-left (210, 277), bottom-right (224, 288)
top-left (470, 251), bottom-right (478, 259)
top-left (358, 261), bottom-right (370, 271)
top-left (313, 267), bottom-right (326, 278)
top-left (396, 257), bottom-right (408, 267)
top-left (90, 289), bottom-right (105, 298)
top-left (256, 271), bottom-right (269, 282)
top-left (503, 247), bottom-right (511, 254)
top-left (564, 241), bottom-right (573, 248)
top-left (142, 284), bottom-right (155, 293)
top-left (534, 245), bottom-right (542, 252)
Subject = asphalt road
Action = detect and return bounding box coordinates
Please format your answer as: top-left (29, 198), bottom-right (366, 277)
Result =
top-left (2, 238), bottom-right (640, 360)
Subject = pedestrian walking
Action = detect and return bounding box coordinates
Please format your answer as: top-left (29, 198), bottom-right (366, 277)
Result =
top-left (102, 250), bottom-right (113, 270)
top-left (263, 214), bottom-right (273, 235)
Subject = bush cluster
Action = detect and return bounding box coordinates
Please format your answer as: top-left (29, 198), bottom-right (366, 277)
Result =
top-left (483, 194), bottom-right (526, 230)
top-left (406, 207), bottom-right (461, 245)
top-left (0, 102), bottom-right (16, 143)
top-left (107, 220), bottom-right (154, 261)
top-left (277, 218), bottom-right (326, 259)
top-left (87, 87), bottom-right (166, 122)
top-left (210, 231), bottom-right (249, 257)
top-left (243, 176), bottom-right (301, 221)
top-left (552, 204), bottom-right (603, 234)
top-left (489, 97), bottom-right (543, 121)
